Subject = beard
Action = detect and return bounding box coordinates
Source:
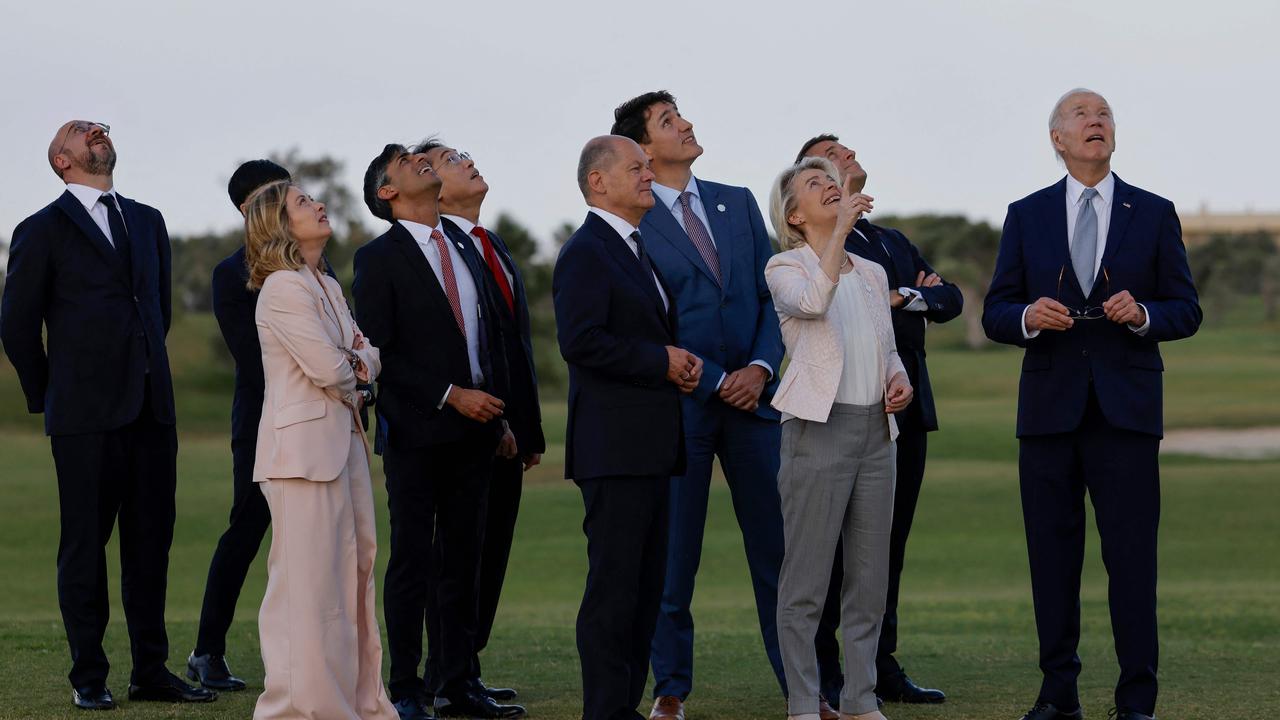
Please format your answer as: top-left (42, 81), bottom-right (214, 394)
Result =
top-left (73, 143), bottom-right (117, 176)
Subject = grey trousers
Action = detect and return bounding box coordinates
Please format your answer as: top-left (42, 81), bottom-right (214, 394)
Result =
top-left (776, 403), bottom-right (895, 716)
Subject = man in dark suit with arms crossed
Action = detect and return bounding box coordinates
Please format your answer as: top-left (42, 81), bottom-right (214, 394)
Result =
top-left (983, 89), bottom-right (1201, 720)
top-left (1, 120), bottom-right (215, 709)
top-left (554, 135), bottom-right (702, 720)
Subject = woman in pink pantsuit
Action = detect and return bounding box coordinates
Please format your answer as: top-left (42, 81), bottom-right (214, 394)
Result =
top-left (243, 180), bottom-right (397, 720)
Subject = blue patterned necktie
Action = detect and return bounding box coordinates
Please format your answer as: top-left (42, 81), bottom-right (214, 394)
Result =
top-left (1071, 187), bottom-right (1099, 295)
top-left (677, 191), bottom-right (721, 287)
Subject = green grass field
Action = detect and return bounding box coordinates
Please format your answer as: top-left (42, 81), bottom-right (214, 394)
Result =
top-left (1, 311), bottom-right (1277, 719)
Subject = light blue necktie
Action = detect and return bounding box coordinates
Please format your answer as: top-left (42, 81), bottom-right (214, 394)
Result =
top-left (1071, 187), bottom-right (1099, 295)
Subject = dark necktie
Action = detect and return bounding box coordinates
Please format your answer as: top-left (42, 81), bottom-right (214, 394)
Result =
top-left (677, 191), bottom-right (721, 286)
top-left (472, 226), bottom-right (516, 315)
top-left (630, 231), bottom-right (665, 306)
top-left (429, 229), bottom-right (466, 337)
top-left (101, 194), bottom-right (133, 277)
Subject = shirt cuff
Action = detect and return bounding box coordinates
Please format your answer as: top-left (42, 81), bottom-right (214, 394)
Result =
top-left (899, 287), bottom-right (928, 312)
top-left (1128, 303), bottom-right (1151, 336)
top-left (438, 384), bottom-right (453, 410)
top-left (1020, 305), bottom-right (1041, 340)
top-left (748, 360), bottom-right (774, 380)
top-left (715, 371), bottom-right (726, 391)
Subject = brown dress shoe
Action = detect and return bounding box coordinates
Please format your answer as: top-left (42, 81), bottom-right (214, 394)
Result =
top-left (650, 695), bottom-right (685, 720)
top-left (818, 697), bottom-right (840, 720)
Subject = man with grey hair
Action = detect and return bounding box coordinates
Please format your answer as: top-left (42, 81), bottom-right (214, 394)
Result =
top-left (983, 89), bottom-right (1201, 720)
top-left (554, 135), bottom-right (701, 720)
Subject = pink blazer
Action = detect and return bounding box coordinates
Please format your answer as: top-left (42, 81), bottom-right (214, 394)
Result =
top-left (253, 267), bottom-right (380, 483)
top-left (764, 245), bottom-right (905, 439)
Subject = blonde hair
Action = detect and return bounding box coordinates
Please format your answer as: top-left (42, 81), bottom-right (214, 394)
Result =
top-left (243, 180), bottom-right (304, 290)
top-left (768, 157), bottom-right (840, 250)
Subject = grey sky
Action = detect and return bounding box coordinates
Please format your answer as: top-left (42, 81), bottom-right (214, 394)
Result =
top-left (2, 0), bottom-right (1276, 249)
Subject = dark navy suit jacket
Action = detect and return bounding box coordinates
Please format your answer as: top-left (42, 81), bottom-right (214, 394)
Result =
top-left (553, 212), bottom-right (684, 481)
top-left (640, 179), bottom-right (783, 433)
top-left (442, 218), bottom-right (545, 455)
top-left (845, 219), bottom-right (964, 432)
top-left (2, 190), bottom-right (174, 435)
top-left (982, 174), bottom-right (1201, 438)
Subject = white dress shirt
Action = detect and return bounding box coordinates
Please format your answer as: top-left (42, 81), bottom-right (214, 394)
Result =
top-left (831, 268), bottom-right (885, 405)
top-left (588, 206), bottom-right (669, 311)
top-left (1021, 171), bottom-right (1149, 338)
top-left (650, 176), bottom-right (716, 248)
top-left (398, 219), bottom-right (484, 405)
top-left (66, 183), bottom-right (124, 246)
top-left (651, 176), bottom-right (774, 387)
top-left (443, 214), bottom-right (515, 290)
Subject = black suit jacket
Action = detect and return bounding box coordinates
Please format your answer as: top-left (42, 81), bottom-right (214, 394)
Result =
top-left (442, 218), bottom-right (545, 455)
top-left (2, 190), bottom-right (175, 435)
top-left (844, 219), bottom-right (963, 432)
top-left (553, 212), bottom-right (684, 481)
top-left (353, 221), bottom-right (508, 453)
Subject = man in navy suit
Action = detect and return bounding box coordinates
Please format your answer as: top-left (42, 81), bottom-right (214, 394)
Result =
top-left (797, 133), bottom-right (961, 706)
top-left (1, 121), bottom-right (215, 708)
top-left (983, 89), bottom-right (1201, 720)
top-left (610, 91), bottom-right (790, 720)
top-left (554, 135), bottom-right (702, 720)
top-left (418, 137), bottom-right (544, 703)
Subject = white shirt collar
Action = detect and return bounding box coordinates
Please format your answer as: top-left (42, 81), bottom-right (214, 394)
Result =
top-left (397, 218), bottom-right (447, 244)
top-left (1065, 171), bottom-right (1114, 205)
top-left (650, 175), bottom-right (699, 214)
top-left (588, 206), bottom-right (641, 241)
top-left (442, 214), bottom-right (479, 236)
top-left (66, 183), bottom-right (117, 211)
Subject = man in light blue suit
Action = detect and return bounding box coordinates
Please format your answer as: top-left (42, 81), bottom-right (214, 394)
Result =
top-left (611, 91), bottom-right (796, 720)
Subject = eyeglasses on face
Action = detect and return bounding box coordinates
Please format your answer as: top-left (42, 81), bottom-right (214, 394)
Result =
top-left (56, 121), bottom-right (110, 156)
top-left (1056, 265), bottom-right (1110, 320)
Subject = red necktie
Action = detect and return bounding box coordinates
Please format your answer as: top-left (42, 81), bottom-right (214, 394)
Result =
top-left (472, 226), bottom-right (516, 315)
top-left (430, 229), bottom-right (466, 336)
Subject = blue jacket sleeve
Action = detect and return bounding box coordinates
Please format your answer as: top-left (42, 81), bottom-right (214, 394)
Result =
top-left (1142, 202), bottom-right (1202, 342)
top-left (982, 204), bottom-right (1032, 347)
top-left (744, 189), bottom-right (784, 374)
top-left (0, 217), bottom-right (51, 413)
top-left (903, 236), bottom-right (964, 323)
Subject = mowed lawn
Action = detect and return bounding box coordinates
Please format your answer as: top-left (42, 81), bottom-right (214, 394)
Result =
top-left (1, 312), bottom-right (1277, 719)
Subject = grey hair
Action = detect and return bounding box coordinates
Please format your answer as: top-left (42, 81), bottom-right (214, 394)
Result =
top-left (769, 157), bottom-right (840, 250)
top-left (576, 135), bottom-right (624, 201)
top-left (1048, 87), bottom-right (1112, 160)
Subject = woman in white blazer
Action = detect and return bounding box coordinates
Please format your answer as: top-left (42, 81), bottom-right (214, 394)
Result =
top-left (765, 158), bottom-right (913, 720)
top-left (243, 180), bottom-right (397, 720)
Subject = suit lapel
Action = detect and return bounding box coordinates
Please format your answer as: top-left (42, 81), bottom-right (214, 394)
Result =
top-left (1044, 178), bottom-right (1083, 298)
top-left (1099, 174), bottom-right (1136, 277)
top-left (301, 267), bottom-right (347, 345)
top-left (696, 179), bottom-right (733, 292)
top-left (53, 191), bottom-right (124, 274)
top-left (643, 193), bottom-right (721, 291)
top-left (390, 223), bottom-right (465, 344)
top-left (588, 214), bottom-right (669, 326)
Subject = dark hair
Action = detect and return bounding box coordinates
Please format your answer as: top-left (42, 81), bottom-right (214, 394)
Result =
top-left (794, 133), bottom-right (840, 164)
top-left (363, 143), bottom-right (407, 223)
top-left (610, 90), bottom-right (677, 145)
top-left (228, 159), bottom-right (290, 209)
top-left (413, 134), bottom-right (446, 156)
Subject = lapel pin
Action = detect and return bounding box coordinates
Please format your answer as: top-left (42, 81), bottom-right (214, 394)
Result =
top-left (1122, 202), bottom-right (1131, 208)
top-left (717, 203), bottom-right (726, 212)
top-left (456, 241), bottom-right (466, 250)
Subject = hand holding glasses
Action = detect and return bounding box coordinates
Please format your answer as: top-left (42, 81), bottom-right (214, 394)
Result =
top-left (1026, 266), bottom-right (1143, 332)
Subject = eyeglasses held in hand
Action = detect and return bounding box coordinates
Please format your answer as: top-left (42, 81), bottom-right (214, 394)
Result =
top-left (1056, 265), bottom-right (1110, 320)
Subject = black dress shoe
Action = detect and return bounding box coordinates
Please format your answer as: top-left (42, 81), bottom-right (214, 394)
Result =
top-left (72, 685), bottom-right (115, 710)
top-left (477, 679), bottom-right (517, 702)
top-left (875, 668), bottom-right (946, 704)
top-left (393, 695), bottom-right (434, 720)
top-left (187, 652), bottom-right (247, 691)
top-left (436, 689), bottom-right (526, 719)
top-left (128, 672), bottom-right (218, 703)
top-left (1020, 702), bottom-right (1084, 720)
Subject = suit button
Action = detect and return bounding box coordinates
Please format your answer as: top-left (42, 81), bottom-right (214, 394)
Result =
top-left (718, 344), bottom-right (727, 351)
top-left (1082, 349), bottom-right (1089, 357)
top-left (720, 301), bottom-right (728, 309)
top-left (133, 295), bottom-right (139, 303)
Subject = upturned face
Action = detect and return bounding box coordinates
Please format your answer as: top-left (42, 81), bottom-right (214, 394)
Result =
top-left (787, 168), bottom-right (843, 232)
top-left (804, 139), bottom-right (866, 192)
top-left (51, 120), bottom-right (117, 178)
top-left (641, 101), bottom-right (703, 166)
top-left (426, 146), bottom-right (488, 206)
top-left (1051, 92), bottom-right (1116, 165)
top-left (285, 185), bottom-right (331, 245)
top-left (383, 151), bottom-right (442, 201)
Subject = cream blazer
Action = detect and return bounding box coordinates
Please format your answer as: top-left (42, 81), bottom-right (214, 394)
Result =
top-left (253, 266), bottom-right (380, 483)
top-left (765, 244), bottom-right (905, 439)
